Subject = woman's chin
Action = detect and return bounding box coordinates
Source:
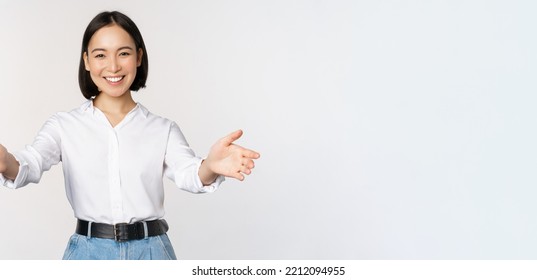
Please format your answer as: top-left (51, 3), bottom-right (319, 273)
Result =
top-left (99, 89), bottom-right (131, 99)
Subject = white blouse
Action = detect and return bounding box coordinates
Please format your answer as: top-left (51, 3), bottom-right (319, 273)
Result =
top-left (0, 100), bottom-right (223, 224)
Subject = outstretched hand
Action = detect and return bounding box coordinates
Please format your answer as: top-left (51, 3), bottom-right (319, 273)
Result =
top-left (203, 130), bottom-right (260, 182)
top-left (0, 144), bottom-right (19, 180)
top-left (0, 144), bottom-right (8, 174)
top-left (0, 144), bottom-right (8, 173)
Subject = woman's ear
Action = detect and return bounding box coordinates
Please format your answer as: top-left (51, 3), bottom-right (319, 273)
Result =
top-left (83, 52), bottom-right (90, 71)
top-left (137, 48), bottom-right (143, 67)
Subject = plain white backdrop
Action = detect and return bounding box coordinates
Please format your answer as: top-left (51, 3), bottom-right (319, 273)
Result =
top-left (0, 0), bottom-right (536, 259)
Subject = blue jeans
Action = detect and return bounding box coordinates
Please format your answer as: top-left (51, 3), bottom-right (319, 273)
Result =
top-left (62, 233), bottom-right (177, 260)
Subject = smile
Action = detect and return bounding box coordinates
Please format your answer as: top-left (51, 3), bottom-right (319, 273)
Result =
top-left (105, 76), bottom-right (124, 83)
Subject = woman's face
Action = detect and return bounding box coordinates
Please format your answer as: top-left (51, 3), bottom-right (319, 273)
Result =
top-left (83, 24), bottom-right (142, 98)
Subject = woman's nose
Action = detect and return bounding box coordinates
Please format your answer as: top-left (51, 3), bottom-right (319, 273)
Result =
top-left (108, 57), bottom-right (121, 73)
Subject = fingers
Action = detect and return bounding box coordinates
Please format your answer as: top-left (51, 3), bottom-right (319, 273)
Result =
top-left (242, 158), bottom-right (255, 169)
top-left (242, 148), bottom-right (260, 159)
top-left (229, 170), bottom-right (245, 181)
top-left (225, 159), bottom-right (256, 182)
top-left (213, 129), bottom-right (261, 182)
top-left (228, 143), bottom-right (260, 159)
top-left (220, 130), bottom-right (261, 159)
top-left (234, 165), bottom-right (252, 181)
top-left (233, 144), bottom-right (260, 159)
top-left (221, 129), bottom-right (243, 146)
top-left (240, 165), bottom-right (252, 176)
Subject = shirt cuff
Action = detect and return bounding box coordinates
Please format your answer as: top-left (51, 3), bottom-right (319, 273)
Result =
top-left (194, 157), bottom-right (225, 193)
top-left (0, 153), bottom-right (29, 189)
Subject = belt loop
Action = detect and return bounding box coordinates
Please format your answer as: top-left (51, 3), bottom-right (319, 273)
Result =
top-left (142, 221), bottom-right (148, 239)
top-left (87, 221), bottom-right (93, 238)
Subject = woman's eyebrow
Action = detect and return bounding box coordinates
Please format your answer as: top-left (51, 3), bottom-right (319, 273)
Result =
top-left (91, 48), bottom-right (106, 53)
top-left (90, 46), bottom-right (134, 53)
top-left (117, 46), bottom-right (134, 51)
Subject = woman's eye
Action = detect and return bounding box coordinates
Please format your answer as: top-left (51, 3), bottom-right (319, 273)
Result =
top-left (95, 54), bottom-right (105, 58)
top-left (120, 52), bottom-right (130, 56)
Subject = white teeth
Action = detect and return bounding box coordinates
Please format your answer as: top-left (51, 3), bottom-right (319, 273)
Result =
top-left (105, 76), bottom-right (123, 83)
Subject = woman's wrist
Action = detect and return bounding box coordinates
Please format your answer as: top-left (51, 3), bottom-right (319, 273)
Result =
top-left (198, 159), bottom-right (218, 186)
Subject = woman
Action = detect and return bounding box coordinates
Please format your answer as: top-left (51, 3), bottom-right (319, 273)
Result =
top-left (0, 11), bottom-right (259, 260)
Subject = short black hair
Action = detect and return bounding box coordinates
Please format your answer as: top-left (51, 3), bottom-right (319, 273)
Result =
top-left (78, 11), bottom-right (149, 99)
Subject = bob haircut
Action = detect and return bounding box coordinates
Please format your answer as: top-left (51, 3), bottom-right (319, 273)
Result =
top-left (78, 11), bottom-right (149, 99)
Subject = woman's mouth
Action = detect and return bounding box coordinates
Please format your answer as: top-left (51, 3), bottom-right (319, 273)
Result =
top-left (105, 76), bottom-right (125, 83)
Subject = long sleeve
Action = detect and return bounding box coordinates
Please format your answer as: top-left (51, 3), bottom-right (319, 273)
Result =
top-left (0, 115), bottom-right (62, 189)
top-left (163, 122), bottom-right (224, 193)
top-left (2, 101), bottom-right (223, 223)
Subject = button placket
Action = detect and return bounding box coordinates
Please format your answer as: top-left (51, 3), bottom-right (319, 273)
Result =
top-left (108, 128), bottom-right (123, 222)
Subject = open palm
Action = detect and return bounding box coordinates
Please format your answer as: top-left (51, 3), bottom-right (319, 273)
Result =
top-left (205, 130), bottom-right (260, 181)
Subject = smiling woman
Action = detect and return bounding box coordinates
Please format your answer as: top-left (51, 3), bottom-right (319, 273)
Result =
top-left (0, 11), bottom-right (260, 260)
top-left (84, 24), bottom-right (143, 126)
top-left (78, 11), bottom-right (148, 100)
top-left (84, 31), bottom-right (142, 96)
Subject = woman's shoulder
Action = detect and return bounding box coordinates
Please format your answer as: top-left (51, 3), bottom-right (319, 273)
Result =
top-left (136, 102), bottom-right (180, 129)
top-left (47, 100), bottom-right (91, 119)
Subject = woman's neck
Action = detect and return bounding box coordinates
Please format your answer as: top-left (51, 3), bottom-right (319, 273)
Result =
top-left (93, 91), bottom-right (137, 115)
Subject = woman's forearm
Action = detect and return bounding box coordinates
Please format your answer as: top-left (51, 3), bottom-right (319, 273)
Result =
top-left (198, 159), bottom-right (219, 186)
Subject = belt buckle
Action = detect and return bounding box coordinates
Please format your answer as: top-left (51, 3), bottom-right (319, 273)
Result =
top-left (114, 223), bottom-right (129, 242)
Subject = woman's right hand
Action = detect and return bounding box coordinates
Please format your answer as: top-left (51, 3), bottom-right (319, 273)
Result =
top-left (0, 144), bottom-right (20, 180)
top-left (0, 144), bottom-right (7, 173)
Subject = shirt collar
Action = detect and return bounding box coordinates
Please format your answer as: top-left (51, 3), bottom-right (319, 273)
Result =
top-left (80, 99), bottom-right (148, 118)
top-left (137, 103), bottom-right (149, 118)
top-left (80, 99), bottom-right (93, 113)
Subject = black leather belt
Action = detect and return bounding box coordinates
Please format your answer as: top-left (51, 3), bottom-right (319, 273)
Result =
top-left (76, 219), bottom-right (169, 242)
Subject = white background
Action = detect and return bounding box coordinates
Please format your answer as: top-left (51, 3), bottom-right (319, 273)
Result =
top-left (0, 0), bottom-right (536, 259)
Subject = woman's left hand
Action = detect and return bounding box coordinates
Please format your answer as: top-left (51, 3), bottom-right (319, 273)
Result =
top-left (202, 130), bottom-right (260, 182)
